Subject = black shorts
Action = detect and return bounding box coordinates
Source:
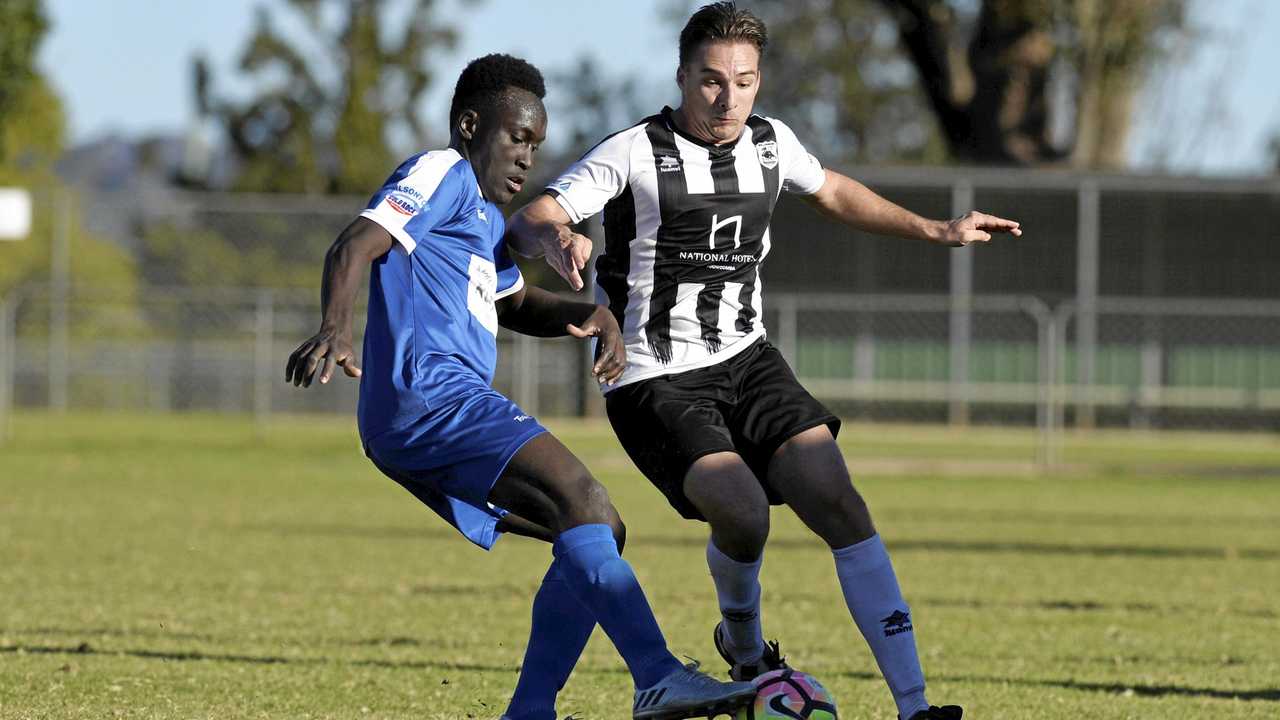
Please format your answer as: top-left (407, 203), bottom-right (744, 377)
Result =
top-left (605, 339), bottom-right (840, 521)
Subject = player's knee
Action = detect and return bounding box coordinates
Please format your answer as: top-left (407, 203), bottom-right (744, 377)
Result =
top-left (710, 505), bottom-right (770, 561)
top-left (610, 516), bottom-right (627, 555)
top-left (553, 465), bottom-right (613, 527)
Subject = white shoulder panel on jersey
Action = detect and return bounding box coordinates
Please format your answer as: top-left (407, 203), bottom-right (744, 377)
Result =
top-left (763, 116), bottom-right (826, 196)
top-left (359, 148), bottom-right (464, 254)
top-left (547, 123), bottom-right (649, 224)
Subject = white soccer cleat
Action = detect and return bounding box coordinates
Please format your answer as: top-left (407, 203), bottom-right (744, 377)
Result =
top-left (632, 661), bottom-right (757, 719)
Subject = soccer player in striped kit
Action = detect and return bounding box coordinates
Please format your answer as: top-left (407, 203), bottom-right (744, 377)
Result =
top-left (508, 5), bottom-right (1021, 719)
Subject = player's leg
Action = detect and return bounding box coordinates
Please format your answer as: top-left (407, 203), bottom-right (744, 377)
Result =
top-left (490, 433), bottom-right (755, 718)
top-left (682, 452), bottom-right (772, 672)
top-left (768, 426), bottom-right (933, 719)
top-left (495, 511), bottom-right (607, 720)
top-left (606, 368), bottom-right (781, 681)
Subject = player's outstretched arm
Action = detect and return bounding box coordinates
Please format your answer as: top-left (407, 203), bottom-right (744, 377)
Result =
top-left (803, 169), bottom-right (1023, 247)
top-left (285, 217), bottom-right (394, 388)
top-left (506, 194), bottom-right (594, 291)
top-left (497, 286), bottom-right (625, 384)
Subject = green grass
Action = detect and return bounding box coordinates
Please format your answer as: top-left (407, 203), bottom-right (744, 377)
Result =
top-left (2, 412), bottom-right (1278, 719)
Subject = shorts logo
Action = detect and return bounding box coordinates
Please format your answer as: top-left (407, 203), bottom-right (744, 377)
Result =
top-left (881, 609), bottom-right (913, 637)
top-left (657, 155), bottom-right (681, 173)
top-left (755, 140), bottom-right (778, 170)
top-left (384, 185), bottom-right (425, 215)
top-left (514, 415), bottom-right (533, 422)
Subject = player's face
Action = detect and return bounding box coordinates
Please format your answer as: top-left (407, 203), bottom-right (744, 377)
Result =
top-left (675, 40), bottom-right (761, 145)
top-left (470, 89), bottom-right (547, 206)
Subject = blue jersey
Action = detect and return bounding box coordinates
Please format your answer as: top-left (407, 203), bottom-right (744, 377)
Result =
top-left (356, 149), bottom-right (524, 442)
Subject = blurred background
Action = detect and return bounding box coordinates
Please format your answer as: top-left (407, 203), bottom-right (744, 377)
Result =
top-left (2, 0), bottom-right (1279, 457)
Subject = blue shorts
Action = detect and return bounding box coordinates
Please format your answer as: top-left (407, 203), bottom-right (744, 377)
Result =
top-left (363, 388), bottom-right (547, 550)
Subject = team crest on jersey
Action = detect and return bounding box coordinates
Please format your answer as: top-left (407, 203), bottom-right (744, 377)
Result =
top-left (755, 140), bottom-right (779, 169)
top-left (657, 155), bottom-right (681, 173)
top-left (385, 185), bottom-right (425, 215)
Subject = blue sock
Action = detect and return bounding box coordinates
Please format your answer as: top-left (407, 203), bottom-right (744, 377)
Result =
top-left (504, 557), bottom-right (597, 720)
top-left (833, 534), bottom-right (929, 719)
top-left (553, 523), bottom-right (682, 690)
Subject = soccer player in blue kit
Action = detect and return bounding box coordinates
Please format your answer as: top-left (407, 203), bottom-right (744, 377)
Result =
top-left (285, 54), bottom-right (755, 720)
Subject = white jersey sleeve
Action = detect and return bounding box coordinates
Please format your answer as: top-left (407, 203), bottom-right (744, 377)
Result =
top-left (544, 127), bottom-right (640, 224)
top-left (359, 149), bottom-right (464, 253)
top-left (770, 118), bottom-right (826, 195)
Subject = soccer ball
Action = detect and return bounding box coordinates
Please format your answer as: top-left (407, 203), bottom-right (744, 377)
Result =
top-left (736, 668), bottom-right (838, 719)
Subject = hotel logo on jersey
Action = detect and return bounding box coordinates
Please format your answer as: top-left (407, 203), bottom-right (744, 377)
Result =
top-left (755, 140), bottom-right (778, 169)
top-left (385, 184), bottom-right (426, 216)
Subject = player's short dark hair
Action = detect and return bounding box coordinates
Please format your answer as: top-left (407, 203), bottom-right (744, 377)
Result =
top-left (449, 53), bottom-right (546, 127)
top-left (678, 2), bottom-right (768, 67)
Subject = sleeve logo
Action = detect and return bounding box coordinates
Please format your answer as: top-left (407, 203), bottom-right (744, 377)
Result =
top-left (755, 140), bottom-right (778, 169)
top-left (384, 184), bottom-right (426, 215)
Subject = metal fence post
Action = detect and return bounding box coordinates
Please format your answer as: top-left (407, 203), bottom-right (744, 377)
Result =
top-left (0, 291), bottom-right (14, 443)
top-left (949, 181), bottom-right (975, 426)
top-left (49, 191), bottom-right (71, 411)
top-left (254, 289), bottom-right (275, 428)
top-left (1075, 181), bottom-right (1100, 428)
top-left (1026, 298), bottom-right (1059, 471)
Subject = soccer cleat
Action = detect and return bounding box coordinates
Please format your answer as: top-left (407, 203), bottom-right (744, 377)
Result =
top-left (632, 661), bottom-right (757, 720)
top-left (712, 621), bottom-right (788, 682)
top-left (903, 705), bottom-right (963, 720)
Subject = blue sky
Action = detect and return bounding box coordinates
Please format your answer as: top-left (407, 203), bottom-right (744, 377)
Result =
top-left (38, 0), bottom-right (1280, 175)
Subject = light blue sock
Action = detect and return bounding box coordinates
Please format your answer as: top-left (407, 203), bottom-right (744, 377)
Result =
top-left (553, 523), bottom-right (682, 689)
top-left (832, 534), bottom-right (929, 719)
top-left (706, 539), bottom-right (764, 664)
top-left (503, 557), bottom-right (597, 720)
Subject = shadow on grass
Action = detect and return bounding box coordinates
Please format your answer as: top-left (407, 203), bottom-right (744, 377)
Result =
top-left (241, 523), bottom-right (1278, 560)
top-left (0, 642), bottom-right (627, 676)
top-left (6, 643), bottom-right (1275, 702)
top-left (914, 596), bottom-right (1277, 619)
top-left (826, 668), bottom-right (1280, 702)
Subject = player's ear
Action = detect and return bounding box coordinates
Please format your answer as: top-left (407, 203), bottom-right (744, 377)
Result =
top-left (676, 64), bottom-right (686, 90)
top-left (457, 109), bottom-right (480, 143)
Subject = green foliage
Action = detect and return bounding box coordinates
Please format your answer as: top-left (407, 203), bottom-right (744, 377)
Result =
top-left (0, 0), bottom-right (49, 164)
top-left (202, 0), bottom-right (462, 194)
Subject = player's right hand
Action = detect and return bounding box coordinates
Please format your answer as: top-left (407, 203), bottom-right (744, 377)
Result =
top-left (541, 225), bottom-right (592, 292)
top-left (285, 328), bottom-right (361, 388)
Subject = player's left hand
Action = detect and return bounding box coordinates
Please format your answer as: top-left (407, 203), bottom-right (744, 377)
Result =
top-left (935, 211), bottom-right (1022, 247)
top-left (566, 306), bottom-right (626, 385)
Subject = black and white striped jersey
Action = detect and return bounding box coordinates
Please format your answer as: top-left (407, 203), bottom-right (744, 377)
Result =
top-left (546, 106), bottom-right (826, 390)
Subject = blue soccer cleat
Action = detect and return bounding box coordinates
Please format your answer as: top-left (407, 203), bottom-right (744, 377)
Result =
top-left (632, 661), bottom-right (757, 719)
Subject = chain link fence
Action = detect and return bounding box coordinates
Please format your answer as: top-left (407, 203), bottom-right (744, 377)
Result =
top-left (4, 286), bottom-right (1279, 461)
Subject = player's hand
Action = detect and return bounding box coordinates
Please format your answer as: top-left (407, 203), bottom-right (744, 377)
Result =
top-left (541, 224), bottom-right (593, 292)
top-left (285, 328), bottom-right (362, 388)
top-left (566, 306), bottom-right (626, 385)
top-left (934, 211), bottom-right (1022, 247)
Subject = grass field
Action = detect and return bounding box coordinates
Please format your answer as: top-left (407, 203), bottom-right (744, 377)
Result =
top-left (2, 412), bottom-right (1278, 719)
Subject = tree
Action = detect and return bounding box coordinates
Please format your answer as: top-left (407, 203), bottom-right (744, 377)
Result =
top-left (749, 0), bottom-right (1187, 168)
top-left (197, 0), bottom-right (463, 194)
top-left (0, 0), bottom-right (137, 298)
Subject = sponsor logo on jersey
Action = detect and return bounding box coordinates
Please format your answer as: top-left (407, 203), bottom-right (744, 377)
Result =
top-left (881, 609), bottom-right (913, 637)
top-left (756, 140), bottom-right (778, 169)
top-left (657, 155), bottom-right (681, 173)
top-left (384, 185), bottom-right (425, 215)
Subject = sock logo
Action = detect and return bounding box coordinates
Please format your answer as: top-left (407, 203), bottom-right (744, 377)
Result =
top-left (881, 609), bottom-right (913, 637)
